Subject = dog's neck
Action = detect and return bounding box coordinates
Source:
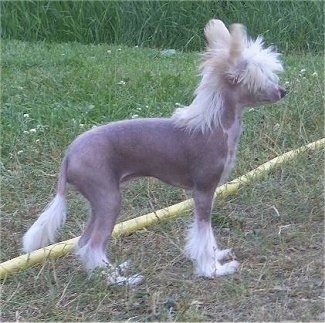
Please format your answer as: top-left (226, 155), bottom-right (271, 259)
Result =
top-left (172, 80), bottom-right (244, 134)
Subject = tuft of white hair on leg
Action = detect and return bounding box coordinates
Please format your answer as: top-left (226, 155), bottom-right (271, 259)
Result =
top-left (23, 194), bottom-right (66, 252)
top-left (77, 243), bottom-right (144, 286)
top-left (76, 242), bottom-right (109, 272)
top-left (185, 219), bottom-right (218, 277)
top-left (185, 219), bottom-right (239, 277)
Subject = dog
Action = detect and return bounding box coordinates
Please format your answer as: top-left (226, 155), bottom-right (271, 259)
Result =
top-left (23, 19), bottom-right (286, 285)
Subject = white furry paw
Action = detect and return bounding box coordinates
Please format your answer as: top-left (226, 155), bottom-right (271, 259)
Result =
top-left (107, 273), bottom-right (144, 286)
top-left (116, 260), bottom-right (130, 272)
top-left (195, 259), bottom-right (240, 278)
top-left (215, 248), bottom-right (233, 261)
top-left (214, 260), bottom-right (239, 276)
top-left (106, 261), bottom-right (144, 286)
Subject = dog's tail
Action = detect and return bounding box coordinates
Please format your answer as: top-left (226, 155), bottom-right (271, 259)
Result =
top-left (23, 156), bottom-right (68, 252)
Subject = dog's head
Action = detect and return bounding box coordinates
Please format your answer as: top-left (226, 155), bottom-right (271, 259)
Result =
top-left (201, 19), bottom-right (286, 107)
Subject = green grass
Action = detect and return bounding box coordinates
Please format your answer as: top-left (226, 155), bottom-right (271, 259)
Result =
top-left (1, 0), bottom-right (323, 52)
top-left (1, 39), bottom-right (324, 321)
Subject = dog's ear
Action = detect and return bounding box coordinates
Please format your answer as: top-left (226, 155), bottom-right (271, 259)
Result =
top-left (229, 23), bottom-right (246, 64)
top-left (204, 19), bottom-right (231, 50)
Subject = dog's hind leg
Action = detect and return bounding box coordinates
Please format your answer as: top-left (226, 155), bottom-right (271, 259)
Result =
top-left (76, 186), bottom-right (121, 272)
top-left (185, 188), bottom-right (239, 278)
top-left (74, 173), bottom-right (121, 271)
top-left (75, 181), bottom-right (143, 285)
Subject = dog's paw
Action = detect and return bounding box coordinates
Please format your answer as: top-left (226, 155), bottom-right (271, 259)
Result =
top-left (215, 248), bottom-right (233, 261)
top-left (215, 260), bottom-right (240, 276)
top-left (106, 261), bottom-right (144, 286)
top-left (122, 273), bottom-right (144, 286)
top-left (116, 260), bottom-right (130, 272)
top-left (107, 273), bottom-right (144, 286)
top-left (195, 259), bottom-right (240, 278)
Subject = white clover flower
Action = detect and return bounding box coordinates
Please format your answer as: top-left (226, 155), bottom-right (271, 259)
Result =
top-left (273, 123), bottom-right (280, 131)
top-left (23, 113), bottom-right (29, 118)
top-left (131, 114), bottom-right (139, 119)
top-left (29, 128), bottom-right (37, 133)
top-left (117, 80), bottom-right (126, 85)
top-left (161, 49), bottom-right (177, 56)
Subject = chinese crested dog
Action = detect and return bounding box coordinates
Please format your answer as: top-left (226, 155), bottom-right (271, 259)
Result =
top-left (23, 19), bottom-right (286, 285)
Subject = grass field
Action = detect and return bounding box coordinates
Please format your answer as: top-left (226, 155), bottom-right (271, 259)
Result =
top-left (1, 37), bottom-right (324, 321)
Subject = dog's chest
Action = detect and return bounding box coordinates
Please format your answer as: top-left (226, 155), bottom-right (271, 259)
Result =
top-left (220, 119), bottom-right (242, 184)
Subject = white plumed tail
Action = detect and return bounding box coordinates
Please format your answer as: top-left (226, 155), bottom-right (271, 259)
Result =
top-left (23, 194), bottom-right (67, 252)
top-left (23, 156), bottom-right (68, 252)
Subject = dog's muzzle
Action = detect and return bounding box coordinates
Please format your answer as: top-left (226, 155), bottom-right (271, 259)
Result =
top-left (279, 86), bottom-right (286, 98)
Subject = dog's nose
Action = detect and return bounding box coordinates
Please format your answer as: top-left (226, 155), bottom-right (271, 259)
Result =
top-left (279, 87), bottom-right (286, 98)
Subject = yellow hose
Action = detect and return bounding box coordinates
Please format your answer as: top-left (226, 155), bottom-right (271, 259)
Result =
top-left (1, 138), bottom-right (324, 279)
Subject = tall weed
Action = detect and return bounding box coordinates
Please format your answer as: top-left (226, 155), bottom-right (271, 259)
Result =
top-left (1, 0), bottom-right (323, 52)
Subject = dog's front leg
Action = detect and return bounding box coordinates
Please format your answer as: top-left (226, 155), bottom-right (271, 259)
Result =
top-left (185, 188), bottom-right (239, 278)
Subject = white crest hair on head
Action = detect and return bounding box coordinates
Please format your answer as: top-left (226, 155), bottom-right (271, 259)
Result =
top-left (172, 19), bottom-right (231, 133)
top-left (240, 36), bottom-right (283, 92)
